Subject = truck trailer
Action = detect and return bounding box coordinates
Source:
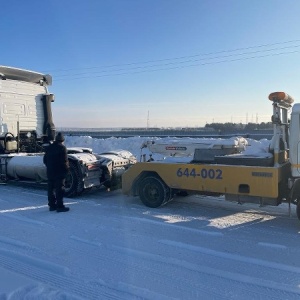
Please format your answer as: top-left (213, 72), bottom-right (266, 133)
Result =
top-left (122, 92), bottom-right (300, 221)
top-left (0, 66), bottom-right (136, 196)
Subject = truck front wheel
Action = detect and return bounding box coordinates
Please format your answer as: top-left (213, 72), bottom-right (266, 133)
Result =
top-left (65, 161), bottom-right (83, 197)
top-left (138, 176), bottom-right (171, 208)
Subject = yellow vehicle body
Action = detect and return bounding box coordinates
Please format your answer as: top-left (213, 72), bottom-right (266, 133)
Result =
top-left (122, 92), bottom-right (300, 219)
top-left (122, 160), bottom-right (291, 207)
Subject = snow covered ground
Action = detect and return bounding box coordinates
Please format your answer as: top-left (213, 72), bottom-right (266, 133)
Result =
top-left (1, 136), bottom-right (300, 299)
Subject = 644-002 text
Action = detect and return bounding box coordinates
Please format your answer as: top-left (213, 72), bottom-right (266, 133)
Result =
top-left (176, 167), bottom-right (223, 179)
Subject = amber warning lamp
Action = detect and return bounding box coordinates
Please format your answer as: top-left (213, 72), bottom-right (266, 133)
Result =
top-left (268, 92), bottom-right (294, 105)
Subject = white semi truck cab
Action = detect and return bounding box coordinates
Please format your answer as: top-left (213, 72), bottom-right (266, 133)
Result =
top-left (0, 66), bottom-right (55, 153)
top-left (0, 66), bottom-right (136, 197)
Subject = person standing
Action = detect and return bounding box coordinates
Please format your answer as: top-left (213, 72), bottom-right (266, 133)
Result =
top-left (43, 132), bottom-right (70, 212)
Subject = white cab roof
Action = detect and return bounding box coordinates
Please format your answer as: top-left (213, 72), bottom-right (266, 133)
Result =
top-left (0, 65), bottom-right (52, 85)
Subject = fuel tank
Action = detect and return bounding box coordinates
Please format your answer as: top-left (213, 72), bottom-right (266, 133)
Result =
top-left (6, 154), bottom-right (47, 181)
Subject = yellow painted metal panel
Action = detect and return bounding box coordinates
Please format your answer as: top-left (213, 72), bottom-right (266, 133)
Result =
top-left (122, 162), bottom-right (291, 198)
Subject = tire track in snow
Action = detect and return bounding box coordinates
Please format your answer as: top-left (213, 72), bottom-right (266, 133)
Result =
top-left (257, 242), bottom-right (287, 250)
top-left (111, 243), bottom-right (300, 299)
top-left (160, 240), bottom-right (300, 275)
top-left (1, 231), bottom-right (294, 300)
top-left (0, 235), bottom-right (179, 299)
top-left (68, 235), bottom-right (228, 300)
top-left (0, 250), bottom-right (143, 300)
top-left (0, 236), bottom-right (41, 252)
top-left (54, 205), bottom-right (298, 299)
top-left (2, 185), bottom-right (298, 299)
top-left (68, 234), bottom-right (299, 300)
top-left (157, 239), bottom-right (300, 296)
top-left (1, 211), bottom-right (52, 227)
top-left (0, 248), bottom-right (69, 276)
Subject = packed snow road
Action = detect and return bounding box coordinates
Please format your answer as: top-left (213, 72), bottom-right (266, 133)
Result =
top-left (0, 184), bottom-right (299, 299)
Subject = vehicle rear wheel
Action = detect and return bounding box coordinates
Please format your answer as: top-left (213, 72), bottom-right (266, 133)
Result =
top-left (65, 161), bottom-right (83, 197)
top-left (139, 176), bottom-right (171, 208)
top-left (297, 200), bottom-right (300, 220)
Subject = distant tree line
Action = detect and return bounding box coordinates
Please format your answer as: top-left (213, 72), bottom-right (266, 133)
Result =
top-left (205, 122), bottom-right (273, 132)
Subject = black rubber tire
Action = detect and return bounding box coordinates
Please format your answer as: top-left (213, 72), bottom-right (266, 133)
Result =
top-left (297, 200), bottom-right (300, 221)
top-left (139, 176), bottom-right (170, 208)
top-left (65, 161), bottom-right (83, 197)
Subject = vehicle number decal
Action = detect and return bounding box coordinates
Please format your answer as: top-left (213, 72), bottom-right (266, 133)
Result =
top-left (176, 167), bottom-right (223, 180)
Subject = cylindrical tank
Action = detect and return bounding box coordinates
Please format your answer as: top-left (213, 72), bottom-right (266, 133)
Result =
top-left (6, 154), bottom-right (48, 181)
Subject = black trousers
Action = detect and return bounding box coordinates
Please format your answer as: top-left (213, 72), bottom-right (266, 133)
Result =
top-left (47, 177), bottom-right (66, 208)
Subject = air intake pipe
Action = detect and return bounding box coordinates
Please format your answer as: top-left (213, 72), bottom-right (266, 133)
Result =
top-left (41, 94), bottom-right (55, 143)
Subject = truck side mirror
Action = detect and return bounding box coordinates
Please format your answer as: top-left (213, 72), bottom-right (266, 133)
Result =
top-left (47, 94), bottom-right (55, 102)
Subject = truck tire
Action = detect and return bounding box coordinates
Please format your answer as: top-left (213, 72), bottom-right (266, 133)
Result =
top-left (297, 200), bottom-right (300, 220)
top-left (65, 161), bottom-right (83, 197)
top-left (138, 176), bottom-right (171, 208)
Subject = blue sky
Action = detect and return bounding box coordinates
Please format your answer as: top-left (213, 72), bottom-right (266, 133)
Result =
top-left (2, 0), bottom-right (300, 128)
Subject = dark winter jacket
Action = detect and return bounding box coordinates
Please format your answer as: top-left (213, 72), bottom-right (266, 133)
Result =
top-left (43, 141), bottom-right (69, 180)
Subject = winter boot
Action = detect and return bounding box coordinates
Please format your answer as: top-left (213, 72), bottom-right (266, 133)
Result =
top-left (56, 206), bottom-right (70, 213)
top-left (49, 205), bottom-right (57, 211)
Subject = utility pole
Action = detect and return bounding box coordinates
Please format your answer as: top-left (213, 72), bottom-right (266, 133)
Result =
top-left (147, 111), bottom-right (149, 129)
